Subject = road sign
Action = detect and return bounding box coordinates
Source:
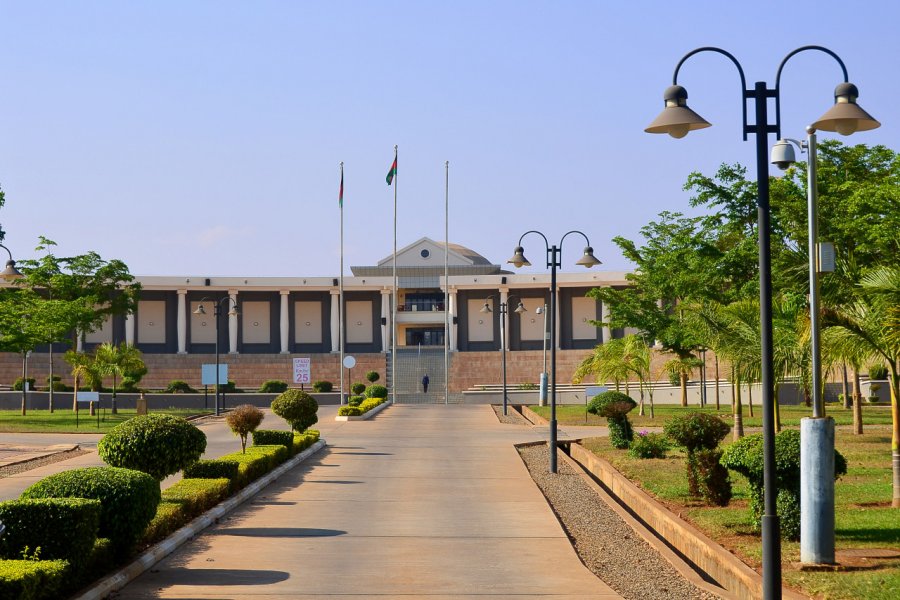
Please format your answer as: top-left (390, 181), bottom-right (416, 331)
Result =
top-left (201, 364), bottom-right (228, 386)
top-left (342, 355), bottom-right (356, 369)
top-left (293, 357), bottom-right (311, 384)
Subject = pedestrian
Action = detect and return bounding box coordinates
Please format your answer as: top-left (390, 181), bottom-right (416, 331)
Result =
top-left (422, 373), bottom-right (430, 393)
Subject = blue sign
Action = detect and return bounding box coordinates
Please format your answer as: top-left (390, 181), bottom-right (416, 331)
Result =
top-left (585, 386), bottom-right (608, 399)
top-left (201, 364), bottom-right (228, 386)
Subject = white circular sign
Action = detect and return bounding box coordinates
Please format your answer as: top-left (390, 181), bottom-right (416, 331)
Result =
top-left (342, 355), bottom-right (357, 369)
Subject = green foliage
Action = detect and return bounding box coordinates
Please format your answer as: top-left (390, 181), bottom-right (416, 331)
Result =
top-left (365, 370), bottom-right (380, 383)
top-left (219, 380), bottom-right (238, 393)
top-left (98, 414), bottom-right (207, 480)
top-left (868, 363), bottom-right (888, 380)
top-left (348, 395), bottom-right (364, 407)
top-left (142, 478), bottom-right (230, 545)
top-left (271, 389), bottom-right (318, 432)
top-left (258, 380), bottom-right (288, 393)
top-left (587, 391), bottom-right (637, 418)
top-left (364, 384), bottom-right (388, 399)
top-left (183, 459), bottom-right (240, 482)
top-left (251, 429), bottom-right (294, 450)
top-left (665, 412), bottom-right (731, 501)
top-left (12, 378), bottom-right (36, 391)
top-left (694, 448), bottom-right (732, 507)
top-left (628, 432), bottom-right (669, 459)
top-left (517, 382), bottom-right (538, 390)
top-left (0, 498), bottom-right (100, 567)
top-left (21, 467), bottom-right (160, 552)
top-left (94, 343), bottom-right (145, 398)
top-left (188, 445), bottom-right (289, 490)
top-left (292, 430), bottom-right (320, 454)
top-left (338, 406), bottom-right (362, 416)
top-left (607, 418), bottom-right (633, 449)
top-left (664, 412), bottom-right (731, 452)
top-left (0, 559), bottom-right (69, 600)
top-left (312, 380), bottom-right (333, 393)
top-left (165, 380), bottom-right (198, 393)
top-left (350, 382), bottom-right (367, 395)
top-left (225, 404), bottom-right (264, 453)
top-left (358, 397), bottom-right (386, 413)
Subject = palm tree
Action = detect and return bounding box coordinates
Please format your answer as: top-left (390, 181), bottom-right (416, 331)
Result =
top-left (623, 335), bottom-right (654, 417)
top-left (573, 338), bottom-right (631, 392)
top-left (64, 350), bottom-right (102, 412)
top-left (94, 343), bottom-right (145, 414)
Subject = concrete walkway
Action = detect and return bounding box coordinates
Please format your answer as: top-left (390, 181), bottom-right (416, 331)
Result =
top-left (117, 405), bottom-right (622, 599)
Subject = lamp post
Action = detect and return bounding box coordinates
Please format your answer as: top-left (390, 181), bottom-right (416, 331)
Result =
top-left (646, 46), bottom-right (879, 597)
top-left (536, 304), bottom-right (548, 407)
top-left (481, 295), bottom-right (526, 416)
top-left (508, 232), bottom-right (601, 473)
top-left (0, 244), bottom-right (23, 281)
top-left (194, 297), bottom-right (239, 416)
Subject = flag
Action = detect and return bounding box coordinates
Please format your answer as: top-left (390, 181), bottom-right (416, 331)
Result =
top-left (386, 156), bottom-right (397, 185)
top-left (338, 170), bottom-right (344, 207)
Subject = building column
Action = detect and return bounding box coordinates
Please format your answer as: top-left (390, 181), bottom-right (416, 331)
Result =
top-left (125, 312), bottom-right (135, 346)
top-left (176, 290), bottom-right (187, 354)
top-left (330, 290), bottom-right (340, 353)
top-left (500, 288), bottom-right (509, 352)
top-left (279, 291), bottom-right (290, 354)
top-left (76, 331), bottom-right (83, 352)
top-left (381, 290), bottom-right (391, 352)
top-left (228, 290), bottom-right (239, 354)
top-left (601, 298), bottom-right (611, 343)
top-left (449, 289), bottom-right (458, 352)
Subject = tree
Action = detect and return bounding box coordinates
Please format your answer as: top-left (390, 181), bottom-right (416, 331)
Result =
top-left (225, 405), bottom-right (265, 453)
top-left (64, 350), bottom-right (103, 411)
top-left (94, 343), bottom-right (145, 414)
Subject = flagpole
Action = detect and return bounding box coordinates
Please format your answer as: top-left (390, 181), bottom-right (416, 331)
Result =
top-left (339, 162), bottom-right (345, 405)
top-left (392, 145), bottom-right (398, 405)
top-left (444, 160), bottom-right (450, 406)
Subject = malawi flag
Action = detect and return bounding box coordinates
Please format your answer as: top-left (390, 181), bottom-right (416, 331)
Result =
top-left (338, 170), bottom-right (344, 207)
top-left (386, 156), bottom-right (397, 185)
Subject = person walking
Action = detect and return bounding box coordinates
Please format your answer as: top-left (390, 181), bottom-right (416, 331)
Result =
top-left (422, 373), bottom-right (429, 394)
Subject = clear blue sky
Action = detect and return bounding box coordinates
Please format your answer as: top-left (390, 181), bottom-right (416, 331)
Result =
top-left (1, 1), bottom-right (897, 277)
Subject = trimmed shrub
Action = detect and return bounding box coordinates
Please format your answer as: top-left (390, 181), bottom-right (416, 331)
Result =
top-left (351, 382), bottom-right (367, 395)
top-left (219, 380), bottom-right (238, 393)
top-left (98, 414), bottom-right (207, 480)
top-left (359, 397), bottom-right (386, 414)
top-left (292, 430), bottom-right (320, 454)
top-left (12, 377), bottom-right (36, 392)
top-left (628, 431), bottom-right (669, 459)
top-left (587, 391), bottom-right (637, 449)
top-left (183, 459), bottom-right (241, 483)
top-left (338, 406), bottom-right (362, 416)
top-left (664, 412), bottom-right (731, 499)
top-left (0, 559), bottom-right (69, 600)
top-left (365, 370), bottom-right (380, 383)
top-left (225, 404), bottom-right (264, 453)
top-left (868, 363), bottom-right (889, 380)
top-left (348, 395), bottom-right (365, 407)
top-left (259, 380), bottom-right (289, 393)
top-left (721, 429), bottom-right (847, 540)
top-left (272, 389), bottom-right (319, 432)
top-left (251, 429), bottom-right (294, 451)
top-left (694, 449), bottom-right (732, 506)
top-left (142, 478), bottom-right (230, 544)
top-left (165, 380), bottom-right (198, 393)
top-left (364, 384), bottom-right (388, 399)
top-left (21, 467), bottom-right (160, 553)
top-left (0, 498), bottom-right (100, 566)
top-left (312, 380), bottom-right (333, 393)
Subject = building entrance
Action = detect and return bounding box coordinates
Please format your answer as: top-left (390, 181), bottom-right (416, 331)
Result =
top-left (405, 328), bottom-right (445, 347)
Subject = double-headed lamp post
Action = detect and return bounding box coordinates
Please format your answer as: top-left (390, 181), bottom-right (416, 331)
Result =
top-left (508, 231), bottom-right (601, 473)
top-left (481, 295), bottom-right (526, 416)
top-left (194, 297), bottom-right (239, 416)
top-left (645, 46), bottom-right (879, 597)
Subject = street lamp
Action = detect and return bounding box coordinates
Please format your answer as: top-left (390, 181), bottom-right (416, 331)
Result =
top-left (194, 297), bottom-right (239, 416)
top-left (481, 295), bottom-right (526, 416)
top-left (536, 304), bottom-right (548, 406)
top-left (509, 231), bottom-right (601, 473)
top-left (0, 244), bottom-right (23, 281)
top-left (646, 46), bottom-right (879, 597)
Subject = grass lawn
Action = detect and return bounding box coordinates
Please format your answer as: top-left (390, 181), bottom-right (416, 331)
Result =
top-left (0, 408), bottom-right (212, 433)
top-left (581, 431), bottom-right (899, 600)
top-left (531, 402), bottom-right (894, 429)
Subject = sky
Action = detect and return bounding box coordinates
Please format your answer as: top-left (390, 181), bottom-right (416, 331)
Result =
top-left (1, 1), bottom-right (898, 278)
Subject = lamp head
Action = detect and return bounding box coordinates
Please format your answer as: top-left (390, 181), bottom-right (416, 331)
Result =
top-left (514, 301), bottom-right (527, 314)
top-left (227, 307), bottom-right (239, 317)
top-left (811, 82), bottom-right (880, 136)
top-left (535, 306), bottom-right (544, 315)
top-left (0, 259), bottom-right (24, 281)
top-left (480, 301), bottom-right (492, 314)
top-left (193, 304), bottom-right (207, 315)
top-left (575, 246), bottom-right (602, 268)
top-left (507, 246), bottom-right (531, 268)
top-left (645, 85), bottom-right (711, 138)
top-left (770, 139), bottom-right (798, 171)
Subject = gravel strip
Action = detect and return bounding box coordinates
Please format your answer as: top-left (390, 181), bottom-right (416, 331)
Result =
top-left (518, 443), bottom-right (722, 600)
top-left (0, 447), bottom-right (91, 478)
top-left (492, 404), bottom-right (530, 425)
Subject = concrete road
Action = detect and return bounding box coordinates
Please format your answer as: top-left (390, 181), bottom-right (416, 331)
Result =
top-left (116, 405), bottom-right (621, 599)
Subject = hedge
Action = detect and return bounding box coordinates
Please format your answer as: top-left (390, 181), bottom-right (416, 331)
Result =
top-left (142, 478), bottom-right (231, 545)
top-left (364, 384), bottom-right (388, 399)
top-left (251, 429), bottom-right (294, 450)
top-left (358, 397), bottom-right (386, 413)
top-left (0, 498), bottom-right (100, 567)
top-left (292, 430), bottom-right (320, 455)
top-left (259, 380), bottom-right (289, 393)
top-left (186, 445), bottom-right (288, 490)
top-left (21, 467), bottom-right (161, 553)
top-left (0, 559), bottom-right (69, 600)
top-left (183, 459), bottom-right (241, 483)
top-left (338, 406), bottom-right (362, 416)
top-left (98, 414), bottom-right (207, 480)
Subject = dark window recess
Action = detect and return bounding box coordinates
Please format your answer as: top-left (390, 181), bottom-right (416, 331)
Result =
top-left (400, 292), bottom-right (445, 312)
top-left (405, 328), bottom-right (445, 346)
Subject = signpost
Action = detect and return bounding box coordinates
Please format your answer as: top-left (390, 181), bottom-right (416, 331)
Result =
top-left (342, 355), bottom-right (356, 405)
top-left (292, 357), bottom-right (311, 387)
top-left (201, 364), bottom-right (228, 414)
top-left (75, 391), bottom-right (100, 429)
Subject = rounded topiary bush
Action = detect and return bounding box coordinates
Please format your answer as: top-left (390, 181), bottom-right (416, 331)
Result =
top-left (365, 370), bottom-right (380, 383)
top-left (98, 414), bottom-right (207, 480)
top-left (348, 395), bottom-right (365, 407)
top-left (259, 380), bottom-right (289, 393)
top-left (587, 391), bottom-right (637, 449)
top-left (364, 384), bottom-right (388, 399)
top-left (21, 467), bottom-right (160, 552)
top-left (664, 412), bottom-right (731, 499)
top-left (351, 382), bottom-right (367, 395)
top-left (312, 380), bottom-right (333, 393)
top-left (165, 380), bottom-right (197, 393)
top-left (272, 389), bottom-right (319, 432)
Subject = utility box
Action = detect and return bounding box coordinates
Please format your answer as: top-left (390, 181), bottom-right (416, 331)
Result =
top-left (136, 392), bottom-right (148, 415)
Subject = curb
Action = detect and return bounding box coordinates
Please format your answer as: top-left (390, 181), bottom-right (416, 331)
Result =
top-left (72, 439), bottom-right (327, 600)
top-left (334, 399), bottom-right (392, 421)
top-left (519, 404), bottom-right (549, 425)
top-left (0, 444), bottom-right (79, 468)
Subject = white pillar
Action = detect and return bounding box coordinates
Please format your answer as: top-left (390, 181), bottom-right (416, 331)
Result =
top-left (601, 298), bottom-right (611, 343)
top-left (176, 290), bottom-right (187, 354)
top-left (279, 291), bottom-right (290, 354)
top-left (76, 331), bottom-right (83, 352)
top-left (449, 289), bottom-right (458, 352)
top-left (381, 290), bottom-right (391, 352)
top-left (330, 290), bottom-right (340, 353)
top-left (500, 289), bottom-right (509, 352)
top-left (228, 290), bottom-right (239, 354)
top-left (125, 312), bottom-right (135, 346)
